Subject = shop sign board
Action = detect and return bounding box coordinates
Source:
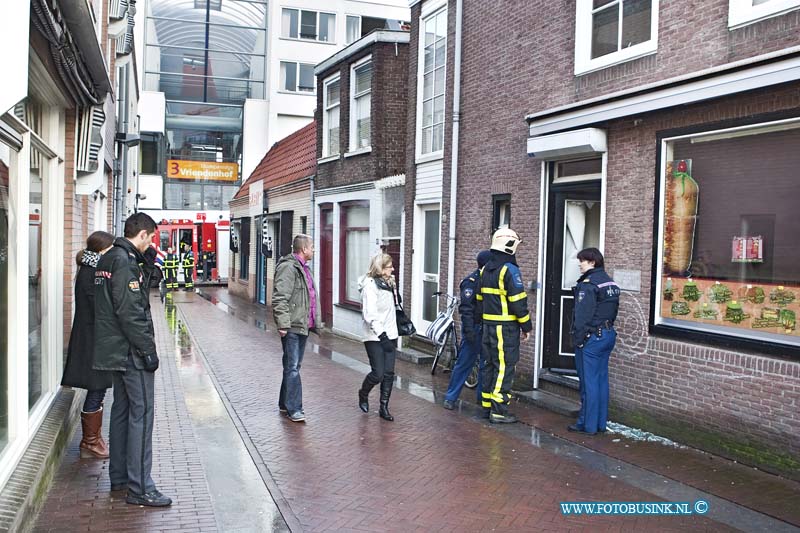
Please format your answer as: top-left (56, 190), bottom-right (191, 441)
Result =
top-left (167, 159), bottom-right (238, 182)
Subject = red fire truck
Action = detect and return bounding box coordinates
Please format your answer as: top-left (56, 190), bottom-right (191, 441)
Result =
top-left (157, 216), bottom-right (229, 283)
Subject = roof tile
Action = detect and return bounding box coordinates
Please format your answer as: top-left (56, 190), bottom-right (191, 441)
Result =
top-left (232, 121), bottom-right (317, 200)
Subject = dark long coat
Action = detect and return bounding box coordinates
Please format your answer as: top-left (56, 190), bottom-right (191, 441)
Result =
top-left (61, 263), bottom-right (113, 390)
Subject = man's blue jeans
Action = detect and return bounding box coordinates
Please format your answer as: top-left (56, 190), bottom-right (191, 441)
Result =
top-left (279, 332), bottom-right (307, 415)
top-left (444, 324), bottom-right (483, 403)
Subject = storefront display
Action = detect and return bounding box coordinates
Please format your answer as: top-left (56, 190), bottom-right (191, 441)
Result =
top-left (656, 121), bottom-right (800, 346)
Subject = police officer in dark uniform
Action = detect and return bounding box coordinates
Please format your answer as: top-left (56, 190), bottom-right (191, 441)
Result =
top-left (93, 213), bottom-right (172, 507)
top-left (569, 247), bottom-right (620, 435)
top-left (479, 228), bottom-right (532, 424)
top-left (443, 250), bottom-right (492, 411)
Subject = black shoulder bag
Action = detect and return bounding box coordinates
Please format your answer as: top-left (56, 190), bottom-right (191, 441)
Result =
top-left (393, 287), bottom-right (416, 336)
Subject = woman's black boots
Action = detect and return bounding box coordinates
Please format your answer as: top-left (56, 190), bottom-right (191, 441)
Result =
top-left (358, 377), bottom-right (373, 413)
top-left (379, 375), bottom-right (394, 421)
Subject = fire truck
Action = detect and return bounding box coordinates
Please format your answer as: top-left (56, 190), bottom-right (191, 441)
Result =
top-left (156, 215), bottom-right (230, 284)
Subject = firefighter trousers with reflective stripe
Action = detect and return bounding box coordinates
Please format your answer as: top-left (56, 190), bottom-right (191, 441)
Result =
top-left (165, 268), bottom-right (178, 289)
top-left (480, 323), bottom-right (520, 416)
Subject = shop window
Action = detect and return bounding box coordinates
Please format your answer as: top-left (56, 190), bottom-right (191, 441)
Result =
top-left (492, 194), bottom-right (511, 233)
top-left (574, 0), bottom-right (659, 75)
top-left (0, 139), bottom-right (12, 449)
top-left (654, 120), bottom-right (800, 352)
top-left (240, 217), bottom-right (251, 280)
top-left (340, 202), bottom-right (370, 306)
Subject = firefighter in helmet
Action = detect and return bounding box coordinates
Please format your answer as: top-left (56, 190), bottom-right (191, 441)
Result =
top-left (164, 247), bottom-right (179, 290)
top-left (478, 227), bottom-right (532, 424)
top-left (181, 246), bottom-right (195, 291)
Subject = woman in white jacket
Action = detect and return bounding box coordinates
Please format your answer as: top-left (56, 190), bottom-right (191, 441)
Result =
top-left (357, 253), bottom-right (399, 421)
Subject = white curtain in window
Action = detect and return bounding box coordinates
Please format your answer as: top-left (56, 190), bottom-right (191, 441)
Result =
top-left (346, 15), bottom-right (360, 44)
top-left (320, 13), bottom-right (335, 42)
top-left (281, 8), bottom-right (297, 38)
top-left (355, 93), bottom-right (370, 149)
top-left (327, 106), bottom-right (339, 155)
top-left (346, 229), bottom-right (369, 301)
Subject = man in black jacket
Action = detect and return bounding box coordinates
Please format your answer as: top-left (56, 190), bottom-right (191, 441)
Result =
top-left (93, 213), bottom-right (172, 507)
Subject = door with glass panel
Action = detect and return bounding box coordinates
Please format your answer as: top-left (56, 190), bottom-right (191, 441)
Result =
top-left (543, 181), bottom-right (601, 373)
top-left (415, 205), bottom-right (441, 330)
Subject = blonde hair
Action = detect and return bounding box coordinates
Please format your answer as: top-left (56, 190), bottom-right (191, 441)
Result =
top-left (367, 253), bottom-right (394, 285)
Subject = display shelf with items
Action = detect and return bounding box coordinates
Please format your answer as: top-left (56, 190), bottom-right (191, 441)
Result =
top-left (659, 275), bottom-right (800, 340)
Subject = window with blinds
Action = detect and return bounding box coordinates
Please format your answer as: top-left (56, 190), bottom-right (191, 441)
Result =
top-left (350, 59), bottom-right (372, 151)
top-left (323, 76), bottom-right (340, 157)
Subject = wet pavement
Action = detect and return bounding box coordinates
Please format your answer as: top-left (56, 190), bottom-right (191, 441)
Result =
top-left (32, 287), bottom-right (800, 532)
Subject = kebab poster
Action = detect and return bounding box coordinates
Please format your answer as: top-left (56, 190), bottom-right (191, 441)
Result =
top-left (663, 159), bottom-right (698, 276)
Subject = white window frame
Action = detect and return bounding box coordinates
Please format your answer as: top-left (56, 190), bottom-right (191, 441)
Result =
top-left (574, 0), bottom-right (660, 76)
top-left (322, 74), bottom-right (341, 158)
top-left (349, 55), bottom-right (372, 154)
top-left (728, 0), bottom-right (800, 28)
top-left (0, 105), bottom-right (64, 490)
top-left (280, 7), bottom-right (337, 44)
top-left (415, 5), bottom-right (447, 163)
top-left (346, 14), bottom-right (361, 44)
top-left (278, 61), bottom-right (316, 94)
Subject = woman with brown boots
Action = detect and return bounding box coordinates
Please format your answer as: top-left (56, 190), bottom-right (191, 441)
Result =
top-left (357, 253), bottom-right (399, 421)
top-left (62, 231), bottom-right (115, 458)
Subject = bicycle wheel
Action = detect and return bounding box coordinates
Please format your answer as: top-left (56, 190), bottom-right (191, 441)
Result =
top-left (431, 329), bottom-right (452, 375)
top-left (464, 361), bottom-right (479, 389)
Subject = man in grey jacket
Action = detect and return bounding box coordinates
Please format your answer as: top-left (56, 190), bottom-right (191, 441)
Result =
top-left (273, 234), bottom-right (317, 422)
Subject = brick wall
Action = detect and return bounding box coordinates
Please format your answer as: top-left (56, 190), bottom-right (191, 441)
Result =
top-left (601, 86), bottom-right (800, 474)
top-left (62, 109), bottom-right (79, 349)
top-left (444, 0), bottom-right (800, 473)
top-left (315, 41), bottom-right (408, 192)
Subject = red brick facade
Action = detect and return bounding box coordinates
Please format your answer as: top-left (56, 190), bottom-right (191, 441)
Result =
top-left (406, 0), bottom-right (800, 476)
top-left (315, 40), bottom-right (409, 190)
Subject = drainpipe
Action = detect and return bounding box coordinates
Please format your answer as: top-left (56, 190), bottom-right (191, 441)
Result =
top-left (446, 0), bottom-right (464, 298)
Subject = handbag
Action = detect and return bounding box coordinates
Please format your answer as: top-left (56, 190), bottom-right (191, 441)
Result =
top-left (396, 309), bottom-right (416, 336)
top-left (425, 312), bottom-right (453, 344)
top-left (393, 287), bottom-right (416, 336)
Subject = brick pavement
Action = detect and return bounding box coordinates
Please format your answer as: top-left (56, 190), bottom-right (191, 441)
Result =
top-left (32, 297), bottom-right (218, 533)
top-left (179, 294), bottom-right (731, 532)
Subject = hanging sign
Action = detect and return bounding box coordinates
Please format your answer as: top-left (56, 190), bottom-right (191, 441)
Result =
top-left (167, 160), bottom-right (238, 182)
top-left (731, 235), bottom-right (763, 263)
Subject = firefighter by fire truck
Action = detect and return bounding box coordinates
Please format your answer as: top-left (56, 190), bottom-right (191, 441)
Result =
top-left (164, 247), bottom-right (179, 290)
top-left (181, 246), bottom-right (195, 291)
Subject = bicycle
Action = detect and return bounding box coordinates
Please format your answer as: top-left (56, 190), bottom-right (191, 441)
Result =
top-left (429, 292), bottom-right (479, 389)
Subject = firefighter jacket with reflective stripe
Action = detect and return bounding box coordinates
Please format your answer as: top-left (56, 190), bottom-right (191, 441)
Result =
top-left (164, 254), bottom-right (179, 268)
top-left (477, 251), bottom-right (533, 332)
top-left (570, 267), bottom-right (620, 346)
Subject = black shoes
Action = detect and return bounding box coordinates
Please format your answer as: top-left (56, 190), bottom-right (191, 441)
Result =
top-left (442, 400), bottom-right (455, 410)
top-left (358, 390), bottom-right (369, 413)
top-left (567, 424), bottom-right (597, 435)
top-left (110, 482), bottom-right (128, 492)
top-left (489, 413), bottom-right (518, 424)
top-left (126, 489), bottom-right (172, 507)
top-left (379, 401), bottom-right (394, 421)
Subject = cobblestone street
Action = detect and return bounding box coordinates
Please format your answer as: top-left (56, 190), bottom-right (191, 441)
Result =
top-left (33, 289), bottom-right (800, 532)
